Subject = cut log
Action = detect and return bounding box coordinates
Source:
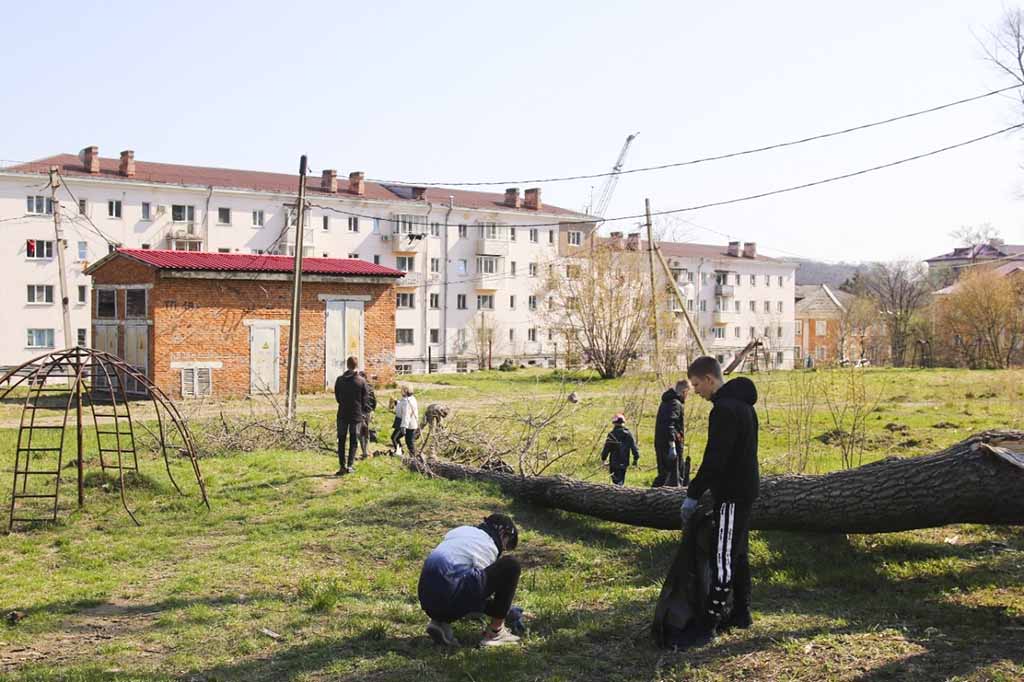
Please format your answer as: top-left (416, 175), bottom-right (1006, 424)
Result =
top-left (409, 430), bottom-right (1024, 533)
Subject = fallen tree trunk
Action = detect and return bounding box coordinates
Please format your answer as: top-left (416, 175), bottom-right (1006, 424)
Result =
top-left (409, 430), bottom-right (1024, 533)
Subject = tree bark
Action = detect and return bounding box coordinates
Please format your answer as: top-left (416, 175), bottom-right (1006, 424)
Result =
top-left (408, 431), bottom-right (1024, 533)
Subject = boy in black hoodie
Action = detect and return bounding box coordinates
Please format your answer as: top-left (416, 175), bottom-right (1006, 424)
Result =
top-left (681, 356), bottom-right (759, 637)
top-left (601, 414), bottom-right (639, 485)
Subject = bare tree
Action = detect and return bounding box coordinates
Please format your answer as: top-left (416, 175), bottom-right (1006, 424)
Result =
top-left (778, 370), bottom-right (820, 473)
top-left (819, 366), bottom-right (882, 470)
top-left (950, 223), bottom-right (1003, 249)
top-left (540, 243), bottom-right (659, 379)
top-left (862, 261), bottom-right (930, 367)
top-left (468, 312), bottom-right (501, 370)
top-left (934, 268), bottom-right (1024, 368)
top-left (978, 9), bottom-right (1024, 107)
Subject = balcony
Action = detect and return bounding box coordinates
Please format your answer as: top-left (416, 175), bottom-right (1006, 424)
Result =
top-left (476, 238), bottom-right (510, 257)
top-left (396, 272), bottom-right (424, 288)
top-left (472, 272), bottom-right (503, 290)
top-left (712, 310), bottom-right (734, 324)
top-left (390, 232), bottom-right (424, 253)
top-left (715, 284), bottom-right (735, 297)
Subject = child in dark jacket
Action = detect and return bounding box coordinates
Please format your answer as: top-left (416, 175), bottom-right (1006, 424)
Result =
top-left (601, 414), bottom-right (640, 485)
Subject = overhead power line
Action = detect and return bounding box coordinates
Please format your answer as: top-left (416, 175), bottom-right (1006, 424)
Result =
top-left (54, 169), bottom-right (119, 246)
top-left (311, 121), bottom-right (1024, 230)
top-left (368, 84), bottom-right (1023, 187)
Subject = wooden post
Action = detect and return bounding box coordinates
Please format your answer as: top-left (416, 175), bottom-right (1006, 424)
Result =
top-left (285, 155), bottom-right (308, 420)
top-left (645, 199), bottom-right (660, 373)
top-left (75, 352), bottom-right (84, 508)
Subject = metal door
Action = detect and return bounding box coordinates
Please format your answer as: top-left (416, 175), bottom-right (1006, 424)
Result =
top-left (250, 324), bottom-right (279, 394)
top-left (93, 324), bottom-right (118, 391)
top-left (124, 324), bottom-right (148, 395)
top-left (324, 300), bottom-right (364, 388)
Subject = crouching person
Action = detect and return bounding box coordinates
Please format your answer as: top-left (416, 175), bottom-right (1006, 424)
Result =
top-left (601, 413), bottom-right (639, 485)
top-left (417, 513), bottom-right (522, 647)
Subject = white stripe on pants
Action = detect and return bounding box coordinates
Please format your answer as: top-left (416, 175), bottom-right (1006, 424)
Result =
top-left (716, 502), bottom-right (735, 586)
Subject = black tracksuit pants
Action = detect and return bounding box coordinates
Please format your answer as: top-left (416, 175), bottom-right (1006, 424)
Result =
top-left (483, 555), bottom-right (521, 619)
top-left (337, 418), bottom-right (360, 468)
top-left (653, 442), bottom-right (680, 487)
top-left (706, 500), bottom-right (752, 624)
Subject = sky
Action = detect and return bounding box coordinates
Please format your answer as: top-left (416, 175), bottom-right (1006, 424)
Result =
top-left (2, 0), bottom-right (1023, 263)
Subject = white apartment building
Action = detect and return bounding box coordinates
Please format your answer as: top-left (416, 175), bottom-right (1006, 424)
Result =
top-left (606, 234), bottom-right (796, 370)
top-left (0, 146), bottom-right (594, 373)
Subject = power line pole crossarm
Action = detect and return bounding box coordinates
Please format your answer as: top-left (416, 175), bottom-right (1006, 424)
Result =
top-left (285, 155), bottom-right (309, 421)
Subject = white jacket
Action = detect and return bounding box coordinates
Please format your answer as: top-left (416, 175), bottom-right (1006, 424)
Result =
top-left (401, 396), bottom-right (419, 430)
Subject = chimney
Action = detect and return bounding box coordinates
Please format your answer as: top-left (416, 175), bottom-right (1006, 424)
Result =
top-left (504, 187), bottom-right (521, 208)
top-left (742, 242), bottom-right (757, 259)
top-left (411, 186), bottom-right (427, 200)
top-left (626, 231), bottom-right (640, 251)
top-left (608, 231), bottom-right (624, 250)
top-left (348, 171), bottom-right (365, 196)
top-left (727, 240), bottom-right (740, 257)
top-left (321, 169), bottom-right (337, 193)
top-left (80, 146), bottom-right (100, 174)
top-left (118, 150), bottom-right (135, 177)
top-left (524, 187), bottom-right (542, 210)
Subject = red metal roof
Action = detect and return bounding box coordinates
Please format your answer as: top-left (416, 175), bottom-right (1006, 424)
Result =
top-left (108, 249), bottom-right (404, 277)
top-left (9, 154), bottom-right (589, 219)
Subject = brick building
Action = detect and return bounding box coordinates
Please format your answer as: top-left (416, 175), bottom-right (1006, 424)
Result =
top-left (85, 249), bottom-right (401, 399)
top-left (794, 284), bottom-right (855, 365)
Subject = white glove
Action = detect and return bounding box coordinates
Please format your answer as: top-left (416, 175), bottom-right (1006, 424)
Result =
top-left (680, 497), bottom-right (698, 528)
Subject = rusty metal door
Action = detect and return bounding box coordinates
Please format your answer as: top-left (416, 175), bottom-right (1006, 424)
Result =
top-left (324, 301), bottom-right (364, 388)
top-left (124, 324), bottom-right (148, 395)
top-left (249, 324), bottom-right (279, 394)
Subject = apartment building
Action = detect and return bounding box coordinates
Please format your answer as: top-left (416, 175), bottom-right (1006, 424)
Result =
top-left (646, 236), bottom-right (797, 370)
top-left (0, 147), bottom-right (594, 374)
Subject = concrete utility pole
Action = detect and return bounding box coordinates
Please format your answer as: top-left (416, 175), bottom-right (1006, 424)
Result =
top-left (49, 168), bottom-right (73, 348)
top-left (285, 155), bottom-right (309, 420)
top-left (645, 198), bottom-right (660, 372)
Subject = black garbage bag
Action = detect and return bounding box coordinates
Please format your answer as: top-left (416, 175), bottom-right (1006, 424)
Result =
top-left (651, 507), bottom-right (730, 649)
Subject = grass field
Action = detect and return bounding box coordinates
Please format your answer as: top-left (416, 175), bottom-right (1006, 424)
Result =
top-left (1, 368), bottom-right (1022, 681)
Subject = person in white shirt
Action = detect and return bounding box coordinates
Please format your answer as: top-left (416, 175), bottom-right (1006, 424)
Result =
top-left (398, 385), bottom-right (419, 457)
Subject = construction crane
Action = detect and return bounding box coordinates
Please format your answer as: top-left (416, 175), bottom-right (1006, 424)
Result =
top-left (588, 132), bottom-right (638, 217)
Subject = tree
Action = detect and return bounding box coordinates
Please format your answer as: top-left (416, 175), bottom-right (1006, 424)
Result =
top-left (540, 243), bottom-right (660, 379)
top-left (862, 261), bottom-right (930, 367)
top-left (409, 430), bottom-right (1024, 533)
top-left (468, 312), bottom-right (501, 370)
top-left (950, 223), bottom-right (1002, 250)
top-left (934, 269), bottom-right (1024, 368)
top-left (978, 9), bottom-right (1024, 107)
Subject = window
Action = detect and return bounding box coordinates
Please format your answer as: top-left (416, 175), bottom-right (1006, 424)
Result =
top-left (777, 326), bottom-right (783, 338)
top-left (77, 328), bottom-right (87, 347)
top-left (509, 295), bottom-right (516, 309)
top-left (764, 326), bottom-right (771, 338)
top-left (510, 261), bottom-right (516, 276)
top-left (26, 285), bottom-right (54, 304)
top-left (687, 271), bottom-right (695, 283)
top-left (217, 207), bottom-right (231, 225)
top-left (548, 230), bottom-right (555, 244)
top-left (713, 327), bottom-right (726, 339)
top-left (778, 275), bottom-right (784, 287)
top-left (776, 351), bottom-right (784, 365)
top-left (529, 228), bottom-right (538, 243)
top-left (26, 240), bottom-right (54, 259)
top-left (108, 244), bottom-right (116, 254)
top-left (26, 196), bottom-right (53, 215)
top-left (816, 320), bottom-right (827, 336)
top-left (715, 272), bottom-right (728, 285)
top-left (735, 327), bottom-right (741, 338)
top-left (396, 329), bottom-right (414, 345)
top-left (347, 253), bottom-right (358, 259)
top-left (77, 285), bottom-right (87, 305)
top-left (122, 289), bottom-right (146, 318)
top-left (750, 274), bottom-right (756, 286)
top-left (456, 329), bottom-right (467, 347)
top-left (429, 293), bottom-right (440, 309)
top-left (477, 294), bottom-right (494, 310)
top-left (456, 259), bottom-right (468, 275)
top-left (142, 243), bottom-right (150, 250)
top-left (701, 273), bottom-right (709, 285)
top-left (397, 292), bottom-right (415, 309)
top-left (687, 300), bottom-right (694, 312)
top-left (395, 364), bottom-right (413, 375)
top-left (765, 275), bottom-right (771, 286)
top-left (777, 301), bottom-right (783, 313)
top-left (699, 299), bottom-right (707, 312)
top-left (171, 204), bottom-right (195, 223)
top-left (457, 294), bottom-right (467, 310)
top-left (96, 289), bottom-right (116, 318)
top-left (77, 241), bottom-right (88, 261)
top-left (373, 255), bottom-right (380, 265)
top-left (734, 300), bottom-right (741, 313)
top-left (458, 224), bottom-right (467, 239)
top-left (529, 262), bottom-right (538, 277)
top-left (509, 328), bottom-right (515, 342)
top-left (510, 228), bottom-right (517, 241)
top-left (26, 329), bottom-right (54, 348)
top-left (764, 301), bottom-right (771, 313)
top-left (108, 200), bottom-right (122, 218)
top-left (528, 328), bottom-right (537, 342)
top-left (528, 295), bottom-right (537, 311)
top-left (749, 326), bottom-right (756, 339)
top-left (181, 367), bottom-right (213, 398)
top-left (252, 210), bottom-right (264, 227)
top-left (430, 257), bottom-right (440, 273)
top-left (430, 222), bottom-right (440, 237)
top-left (141, 202), bottom-right (151, 220)
top-left (796, 322), bottom-right (803, 336)
top-left (480, 223), bottom-right (499, 239)
top-left (78, 199), bottom-right (88, 215)
top-left (396, 256), bottom-right (415, 272)
top-left (749, 300), bottom-right (756, 312)
top-left (430, 328), bottom-right (440, 344)
top-left (477, 256), bottom-right (498, 274)
top-left (735, 273), bottom-right (742, 285)
top-left (568, 231), bottom-right (582, 246)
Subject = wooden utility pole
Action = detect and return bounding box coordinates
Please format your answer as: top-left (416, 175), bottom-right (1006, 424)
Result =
top-left (49, 168), bottom-right (73, 348)
top-left (654, 246), bottom-right (706, 355)
top-left (285, 155), bottom-right (309, 420)
top-left (645, 199), bottom-right (660, 372)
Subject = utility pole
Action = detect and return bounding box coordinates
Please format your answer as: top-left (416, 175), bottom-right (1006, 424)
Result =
top-left (285, 155), bottom-right (309, 420)
top-left (49, 168), bottom-right (73, 348)
top-left (645, 198), bottom-right (660, 373)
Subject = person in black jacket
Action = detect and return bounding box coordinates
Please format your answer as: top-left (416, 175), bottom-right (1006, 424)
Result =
top-left (680, 356), bottom-right (759, 638)
top-left (358, 371), bottom-right (377, 460)
top-left (653, 380), bottom-right (689, 487)
top-left (601, 414), bottom-right (639, 485)
top-left (334, 356), bottom-right (369, 476)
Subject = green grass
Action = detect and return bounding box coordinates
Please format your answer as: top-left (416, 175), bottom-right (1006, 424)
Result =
top-left (0, 367), bottom-right (1022, 681)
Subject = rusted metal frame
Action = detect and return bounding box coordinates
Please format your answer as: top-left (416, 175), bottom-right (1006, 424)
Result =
top-left (20, 350), bottom-right (74, 494)
top-left (52, 349), bottom-right (89, 520)
top-left (93, 354), bottom-right (139, 526)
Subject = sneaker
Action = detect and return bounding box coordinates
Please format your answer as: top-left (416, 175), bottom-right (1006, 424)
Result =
top-left (480, 625), bottom-right (521, 647)
top-left (334, 468), bottom-right (346, 477)
top-left (426, 619), bottom-right (458, 646)
top-left (346, 465), bottom-right (356, 474)
top-left (719, 609), bottom-right (753, 631)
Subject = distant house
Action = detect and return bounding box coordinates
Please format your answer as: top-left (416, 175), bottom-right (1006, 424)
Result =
top-left (794, 284), bottom-right (854, 364)
top-left (85, 249), bottom-right (402, 400)
top-left (934, 260), bottom-right (1024, 296)
top-left (925, 242), bottom-right (1024, 288)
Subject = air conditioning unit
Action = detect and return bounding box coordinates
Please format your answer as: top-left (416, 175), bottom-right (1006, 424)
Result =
top-left (174, 228), bottom-right (191, 238)
top-left (380, 234), bottom-right (391, 241)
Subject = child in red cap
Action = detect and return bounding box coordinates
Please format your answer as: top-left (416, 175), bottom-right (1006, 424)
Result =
top-left (601, 414), bottom-right (639, 485)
